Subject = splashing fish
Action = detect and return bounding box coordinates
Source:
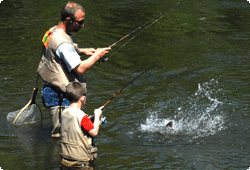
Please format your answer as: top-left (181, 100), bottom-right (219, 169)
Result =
top-left (140, 78), bottom-right (227, 140)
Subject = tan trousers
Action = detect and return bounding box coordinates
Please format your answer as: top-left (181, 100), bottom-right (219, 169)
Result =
top-left (50, 106), bottom-right (68, 136)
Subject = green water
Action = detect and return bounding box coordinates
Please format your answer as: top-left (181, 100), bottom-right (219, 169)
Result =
top-left (1, 0), bottom-right (250, 169)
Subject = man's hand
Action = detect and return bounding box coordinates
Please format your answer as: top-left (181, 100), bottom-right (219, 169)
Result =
top-left (95, 47), bottom-right (111, 59)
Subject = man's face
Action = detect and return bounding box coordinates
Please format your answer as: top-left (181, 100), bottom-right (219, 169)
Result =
top-left (71, 10), bottom-right (85, 32)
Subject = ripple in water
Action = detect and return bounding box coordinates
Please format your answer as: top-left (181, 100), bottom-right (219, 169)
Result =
top-left (139, 78), bottom-right (227, 141)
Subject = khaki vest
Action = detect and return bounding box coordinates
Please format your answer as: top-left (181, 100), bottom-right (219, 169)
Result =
top-left (37, 26), bottom-right (86, 92)
top-left (61, 107), bottom-right (97, 162)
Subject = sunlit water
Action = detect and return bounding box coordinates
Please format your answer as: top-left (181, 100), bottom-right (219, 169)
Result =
top-left (140, 79), bottom-right (227, 142)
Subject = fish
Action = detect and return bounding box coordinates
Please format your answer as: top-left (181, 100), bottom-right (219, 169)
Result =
top-left (166, 121), bottom-right (173, 128)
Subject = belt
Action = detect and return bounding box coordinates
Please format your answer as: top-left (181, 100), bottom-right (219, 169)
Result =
top-left (75, 162), bottom-right (89, 167)
top-left (61, 158), bottom-right (92, 168)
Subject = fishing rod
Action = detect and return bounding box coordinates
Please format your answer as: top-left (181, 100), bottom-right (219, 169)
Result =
top-left (103, 64), bottom-right (158, 108)
top-left (90, 64), bottom-right (159, 123)
top-left (99, 0), bottom-right (183, 63)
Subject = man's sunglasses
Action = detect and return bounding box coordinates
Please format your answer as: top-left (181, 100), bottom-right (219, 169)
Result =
top-left (74, 19), bottom-right (85, 25)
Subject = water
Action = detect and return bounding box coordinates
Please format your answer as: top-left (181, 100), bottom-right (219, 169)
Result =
top-left (1, 0), bottom-right (250, 169)
top-left (140, 79), bottom-right (227, 141)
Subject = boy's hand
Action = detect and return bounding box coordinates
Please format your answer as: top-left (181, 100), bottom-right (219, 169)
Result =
top-left (94, 106), bottom-right (104, 119)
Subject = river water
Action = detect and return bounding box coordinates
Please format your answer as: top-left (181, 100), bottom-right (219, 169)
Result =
top-left (1, 0), bottom-right (250, 169)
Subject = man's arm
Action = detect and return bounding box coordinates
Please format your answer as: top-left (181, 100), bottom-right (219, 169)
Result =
top-left (73, 47), bottom-right (111, 75)
top-left (78, 48), bottom-right (96, 56)
top-left (57, 43), bottom-right (111, 75)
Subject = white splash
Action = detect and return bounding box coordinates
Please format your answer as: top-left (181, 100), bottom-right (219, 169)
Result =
top-left (140, 79), bottom-right (227, 140)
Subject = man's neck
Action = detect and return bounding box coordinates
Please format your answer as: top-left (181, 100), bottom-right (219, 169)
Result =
top-left (57, 21), bottom-right (71, 35)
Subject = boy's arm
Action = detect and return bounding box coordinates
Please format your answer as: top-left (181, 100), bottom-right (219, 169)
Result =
top-left (81, 106), bottom-right (103, 137)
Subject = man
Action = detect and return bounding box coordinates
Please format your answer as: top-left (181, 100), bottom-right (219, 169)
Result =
top-left (37, 1), bottom-right (111, 137)
top-left (60, 82), bottom-right (103, 169)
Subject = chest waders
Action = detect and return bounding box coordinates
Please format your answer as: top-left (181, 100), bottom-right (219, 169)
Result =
top-left (51, 93), bottom-right (64, 135)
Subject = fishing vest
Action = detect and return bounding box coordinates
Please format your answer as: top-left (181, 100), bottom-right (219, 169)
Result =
top-left (37, 26), bottom-right (86, 92)
top-left (61, 107), bottom-right (97, 162)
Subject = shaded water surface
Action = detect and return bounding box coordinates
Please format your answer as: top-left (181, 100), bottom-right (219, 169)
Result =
top-left (1, 0), bottom-right (250, 169)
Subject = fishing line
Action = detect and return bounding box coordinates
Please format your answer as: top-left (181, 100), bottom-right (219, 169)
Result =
top-left (99, 0), bottom-right (183, 63)
top-left (90, 64), bottom-right (159, 123)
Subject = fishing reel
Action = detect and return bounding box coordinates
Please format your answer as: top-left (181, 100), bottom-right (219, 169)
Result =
top-left (100, 116), bottom-right (107, 124)
top-left (99, 56), bottom-right (109, 63)
top-left (89, 115), bottom-right (107, 125)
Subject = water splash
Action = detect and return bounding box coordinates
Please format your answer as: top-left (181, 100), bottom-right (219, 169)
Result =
top-left (140, 79), bottom-right (227, 141)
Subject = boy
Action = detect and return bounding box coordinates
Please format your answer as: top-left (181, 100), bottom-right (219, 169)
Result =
top-left (60, 82), bottom-right (103, 169)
